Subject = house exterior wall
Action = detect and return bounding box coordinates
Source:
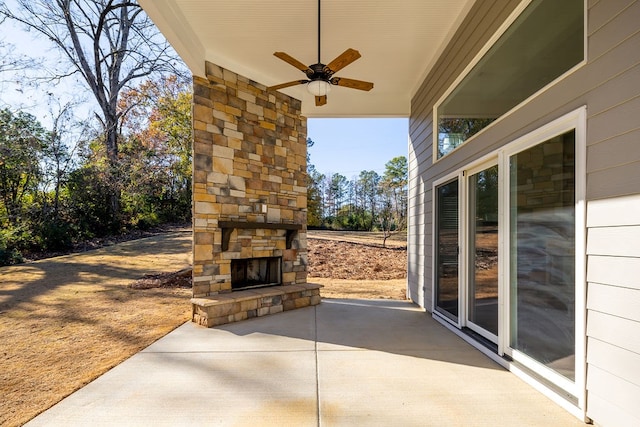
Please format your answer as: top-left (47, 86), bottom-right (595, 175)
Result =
top-left (408, 0), bottom-right (640, 425)
top-left (408, 0), bottom-right (519, 312)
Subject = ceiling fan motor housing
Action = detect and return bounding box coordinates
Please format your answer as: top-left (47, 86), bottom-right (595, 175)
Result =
top-left (267, 0), bottom-right (373, 105)
top-left (307, 63), bottom-right (330, 81)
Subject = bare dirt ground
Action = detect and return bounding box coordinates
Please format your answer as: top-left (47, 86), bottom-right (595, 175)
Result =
top-left (307, 230), bottom-right (407, 300)
top-left (0, 229), bottom-right (407, 426)
top-left (130, 229), bottom-right (409, 298)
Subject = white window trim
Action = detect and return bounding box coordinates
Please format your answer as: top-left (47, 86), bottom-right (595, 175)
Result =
top-left (500, 106), bottom-right (587, 412)
top-left (430, 106), bottom-right (587, 420)
top-left (432, 0), bottom-right (588, 162)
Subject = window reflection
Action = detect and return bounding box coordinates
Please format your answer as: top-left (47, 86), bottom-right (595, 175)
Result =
top-left (510, 130), bottom-right (575, 380)
top-left (468, 165), bottom-right (499, 337)
top-left (437, 0), bottom-right (584, 158)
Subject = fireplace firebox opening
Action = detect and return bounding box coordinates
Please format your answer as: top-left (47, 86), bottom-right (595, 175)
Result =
top-left (231, 257), bottom-right (282, 291)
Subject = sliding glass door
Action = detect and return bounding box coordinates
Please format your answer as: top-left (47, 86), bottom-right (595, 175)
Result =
top-left (508, 130), bottom-right (576, 381)
top-left (435, 179), bottom-right (459, 321)
top-left (431, 109), bottom-right (585, 402)
top-left (467, 164), bottom-right (499, 341)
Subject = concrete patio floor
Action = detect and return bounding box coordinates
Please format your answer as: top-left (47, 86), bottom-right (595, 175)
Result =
top-left (27, 298), bottom-right (585, 426)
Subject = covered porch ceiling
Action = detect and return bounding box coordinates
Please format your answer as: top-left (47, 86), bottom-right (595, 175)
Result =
top-left (139, 0), bottom-right (474, 118)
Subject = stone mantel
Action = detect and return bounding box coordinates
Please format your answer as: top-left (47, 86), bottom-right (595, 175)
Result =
top-left (219, 221), bottom-right (302, 251)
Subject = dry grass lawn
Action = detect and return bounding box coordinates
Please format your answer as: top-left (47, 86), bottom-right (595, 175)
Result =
top-left (308, 229), bottom-right (407, 247)
top-left (0, 232), bottom-right (193, 427)
top-left (0, 229), bottom-right (408, 426)
top-left (311, 277), bottom-right (407, 300)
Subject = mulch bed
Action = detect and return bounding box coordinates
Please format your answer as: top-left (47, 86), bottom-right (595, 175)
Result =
top-left (128, 268), bottom-right (193, 289)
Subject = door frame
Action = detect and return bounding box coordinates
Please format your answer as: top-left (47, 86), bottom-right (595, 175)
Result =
top-left (499, 107), bottom-right (587, 403)
top-left (462, 158), bottom-right (500, 344)
top-left (429, 107), bottom-right (587, 414)
top-left (432, 173), bottom-right (463, 327)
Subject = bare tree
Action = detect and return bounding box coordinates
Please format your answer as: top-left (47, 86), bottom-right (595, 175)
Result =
top-left (0, 16), bottom-right (36, 77)
top-left (42, 100), bottom-right (85, 218)
top-left (0, 0), bottom-right (185, 221)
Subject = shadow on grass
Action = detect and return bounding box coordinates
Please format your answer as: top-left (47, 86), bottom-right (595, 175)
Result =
top-left (0, 232), bottom-right (191, 314)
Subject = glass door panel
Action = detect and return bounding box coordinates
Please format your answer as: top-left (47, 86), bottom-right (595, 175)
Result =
top-left (509, 130), bottom-right (576, 381)
top-left (435, 179), bottom-right (459, 321)
top-left (468, 165), bottom-right (499, 340)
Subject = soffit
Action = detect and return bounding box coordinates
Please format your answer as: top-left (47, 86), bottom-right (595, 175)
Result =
top-left (139, 0), bottom-right (474, 118)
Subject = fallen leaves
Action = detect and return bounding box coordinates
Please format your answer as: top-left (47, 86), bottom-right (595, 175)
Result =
top-left (307, 238), bottom-right (407, 280)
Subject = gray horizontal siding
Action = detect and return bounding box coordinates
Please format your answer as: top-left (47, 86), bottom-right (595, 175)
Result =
top-left (588, 93), bottom-right (640, 147)
top-left (586, 194), bottom-right (640, 227)
top-left (587, 283), bottom-right (640, 330)
top-left (587, 369), bottom-right (640, 427)
top-left (587, 339), bottom-right (640, 393)
top-left (408, 0), bottom-right (520, 309)
top-left (587, 226), bottom-right (640, 258)
top-left (588, 161), bottom-right (640, 200)
top-left (586, 192), bottom-right (640, 425)
top-left (587, 128), bottom-right (640, 175)
top-left (587, 255), bottom-right (640, 289)
top-left (586, 338), bottom-right (640, 425)
top-left (587, 311), bottom-right (640, 355)
top-left (588, 0), bottom-right (636, 38)
top-left (408, 0), bottom-right (640, 424)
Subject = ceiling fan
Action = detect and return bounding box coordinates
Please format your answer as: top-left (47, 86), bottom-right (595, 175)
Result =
top-left (267, 0), bottom-right (374, 106)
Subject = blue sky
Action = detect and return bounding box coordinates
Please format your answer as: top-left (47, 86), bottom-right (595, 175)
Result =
top-left (307, 118), bottom-right (409, 179)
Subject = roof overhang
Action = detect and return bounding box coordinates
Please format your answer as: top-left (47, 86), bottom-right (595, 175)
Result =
top-left (139, 0), bottom-right (474, 118)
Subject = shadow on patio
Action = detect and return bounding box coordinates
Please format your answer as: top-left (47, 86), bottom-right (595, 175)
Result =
top-left (27, 297), bottom-right (586, 426)
top-left (216, 297), bottom-right (499, 367)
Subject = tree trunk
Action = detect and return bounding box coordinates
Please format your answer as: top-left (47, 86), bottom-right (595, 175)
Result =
top-left (105, 124), bottom-right (121, 228)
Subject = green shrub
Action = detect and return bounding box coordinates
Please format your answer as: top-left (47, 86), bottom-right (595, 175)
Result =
top-left (0, 228), bottom-right (25, 266)
top-left (131, 211), bottom-right (160, 230)
top-left (34, 219), bottom-right (76, 252)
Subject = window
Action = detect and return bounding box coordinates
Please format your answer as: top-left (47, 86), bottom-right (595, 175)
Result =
top-left (435, 0), bottom-right (584, 158)
top-left (467, 163), bottom-right (499, 341)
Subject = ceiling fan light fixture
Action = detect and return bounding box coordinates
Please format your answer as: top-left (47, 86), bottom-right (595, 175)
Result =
top-left (268, 0), bottom-right (373, 105)
top-left (307, 79), bottom-right (331, 96)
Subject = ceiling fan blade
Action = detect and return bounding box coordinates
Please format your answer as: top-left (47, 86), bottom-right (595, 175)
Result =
top-left (268, 80), bottom-right (308, 91)
top-left (325, 48), bottom-right (361, 74)
top-left (331, 77), bottom-right (374, 91)
top-left (274, 52), bottom-right (313, 74)
top-left (315, 95), bottom-right (327, 106)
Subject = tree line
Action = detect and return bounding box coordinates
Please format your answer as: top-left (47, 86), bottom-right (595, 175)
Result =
top-left (306, 138), bottom-right (407, 240)
top-left (0, 76), bottom-right (192, 265)
top-left (0, 0), bottom-right (409, 264)
top-left (0, 0), bottom-right (191, 265)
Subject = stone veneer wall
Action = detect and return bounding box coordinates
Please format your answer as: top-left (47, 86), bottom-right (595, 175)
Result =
top-left (192, 61), bottom-right (308, 298)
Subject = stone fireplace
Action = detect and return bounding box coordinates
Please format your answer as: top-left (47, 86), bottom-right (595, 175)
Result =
top-left (190, 62), bottom-right (321, 327)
